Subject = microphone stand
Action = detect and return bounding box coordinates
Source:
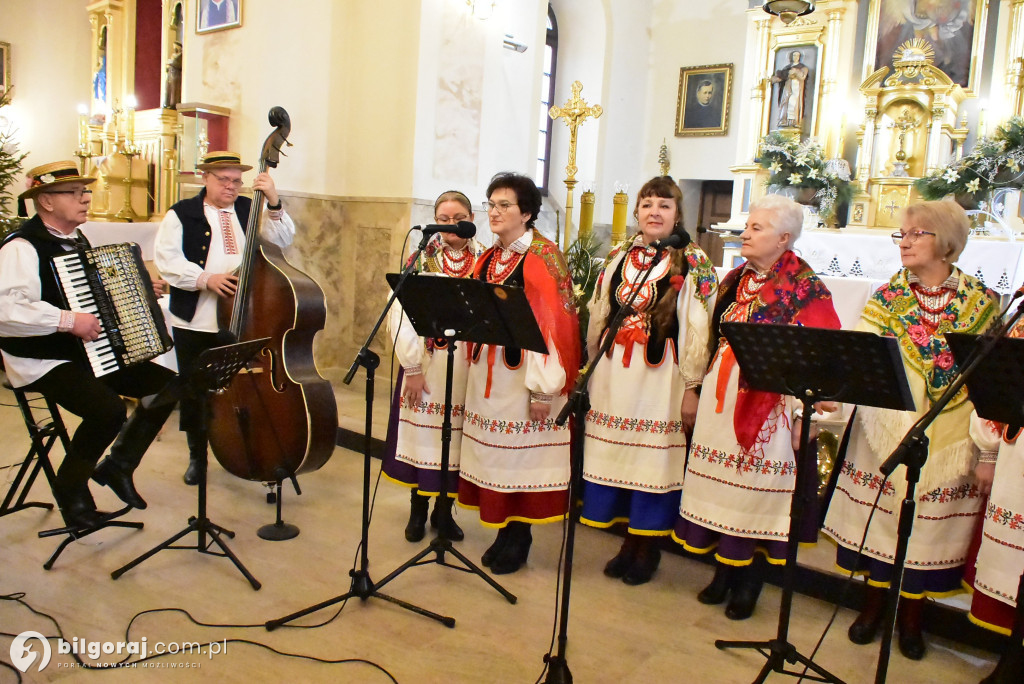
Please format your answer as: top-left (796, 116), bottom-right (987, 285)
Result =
top-left (544, 240), bottom-right (669, 683)
top-left (268, 230), bottom-right (455, 631)
top-left (873, 296), bottom-right (1024, 683)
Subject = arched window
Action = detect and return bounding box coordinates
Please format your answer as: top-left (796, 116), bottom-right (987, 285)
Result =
top-left (537, 5), bottom-right (557, 194)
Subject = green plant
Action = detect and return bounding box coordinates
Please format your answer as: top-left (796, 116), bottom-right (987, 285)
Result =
top-left (756, 131), bottom-right (856, 225)
top-left (0, 88), bottom-right (28, 240)
top-left (914, 116), bottom-right (1024, 205)
top-left (565, 231), bottom-right (604, 353)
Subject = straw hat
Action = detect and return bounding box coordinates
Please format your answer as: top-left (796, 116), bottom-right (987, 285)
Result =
top-left (19, 161), bottom-right (96, 202)
top-left (197, 151), bottom-right (252, 172)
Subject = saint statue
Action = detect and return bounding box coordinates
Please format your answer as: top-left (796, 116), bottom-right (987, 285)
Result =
top-left (163, 42), bottom-right (183, 109)
top-left (771, 50), bottom-right (809, 129)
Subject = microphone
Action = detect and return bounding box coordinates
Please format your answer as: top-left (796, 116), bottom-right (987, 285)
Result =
top-left (651, 233), bottom-right (686, 250)
top-left (415, 221), bottom-right (477, 239)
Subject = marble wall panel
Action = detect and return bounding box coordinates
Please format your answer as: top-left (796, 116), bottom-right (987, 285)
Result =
top-left (281, 193), bottom-right (411, 380)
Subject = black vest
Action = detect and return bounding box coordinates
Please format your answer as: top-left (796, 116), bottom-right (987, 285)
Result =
top-left (0, 215), bottom-right (91, 362)
top-left (166, 188), bottom-right (252, 322)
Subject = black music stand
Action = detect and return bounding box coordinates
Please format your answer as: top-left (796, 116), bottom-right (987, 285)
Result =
top-left (111, 339), bottom-right (270, 590)
top-left (716, 322), bottom-right (914, 684)
top-left (377, 274), bottom-right (547, 601)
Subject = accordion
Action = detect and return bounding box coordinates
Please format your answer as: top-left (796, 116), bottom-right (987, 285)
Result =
top-left (52, 243), bottom-right (174, 377)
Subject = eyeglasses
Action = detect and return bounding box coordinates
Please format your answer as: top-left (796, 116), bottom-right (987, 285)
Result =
top-left (46, 188), bottom-right (93, 199)
top-left (891, 229), bottom-right (937, 245)
top-left (435, 213), bottom-right (470, 225)
top-left (484, 200), bottom-right (518, 214)
top-left (208, 172), bottom-right (244, 188)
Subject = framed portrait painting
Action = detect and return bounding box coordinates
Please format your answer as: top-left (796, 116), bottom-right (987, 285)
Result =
top-left (0, 42), bottom-right (10, 99)
top-left (675, 64), bottom-right (733, 137)
top-left (196, 0), bottom-right (242, 35)
top-left (864, 0), bottom-right (988, 93)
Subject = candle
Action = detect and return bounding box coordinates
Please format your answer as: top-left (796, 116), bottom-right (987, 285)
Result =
top-left (124, 94), bottom-right (137, 148)
top-left (612, 191), bottom-right (628, 245)
top-left (77, 104), bottom-right (88, 150)
top-left (977, 100), bottom-right (988, 139)
top-left (579, 191), bottom-right (595, 239)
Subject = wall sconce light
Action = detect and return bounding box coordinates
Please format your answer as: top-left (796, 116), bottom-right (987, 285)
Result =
top-left (467, 0), bottom-right (495, 20)
top-left (503, 34), bottom-right (527, 53)
top-left (762, 1), bottom-right (815, 24)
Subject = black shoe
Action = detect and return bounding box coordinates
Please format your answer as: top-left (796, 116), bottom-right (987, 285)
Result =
top-left (725, 563), bottom-right (763, 620)
top-left (491, 522), bottom-right (532, 575)
top-left (430, 496), bottom-right (464, 541)
top-left (697, 563), bottom-right (733, 605)
top-left (183, 459), bottom-right (201, 486)
top-left (92, 459), bottom-right (147, 510)
top-left (622, 545), bottom-right (661, 586)
top-left (981, 637), bottom-right (1024, 684)
top-left (482, 526), bottom-right (511, 567)
top-left (604, 535), bottom-right (640, 579)
top-left (54, 489), bottom-right (104, 529)
top-left (898, 630), bottom-right (926, 660)
top-left (405, 490), bottom-right (429, 542)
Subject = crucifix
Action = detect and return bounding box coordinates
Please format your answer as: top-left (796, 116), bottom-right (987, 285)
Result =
top-left (887, 107), bottom-right (920, 177)
top-left (549, 80), bottom-right (602, 251)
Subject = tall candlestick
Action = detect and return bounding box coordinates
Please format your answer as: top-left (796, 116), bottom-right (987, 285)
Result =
top-left (612, 190), bottom-right (628, 245)
top-left (579, 191), bottom-right (595, 239)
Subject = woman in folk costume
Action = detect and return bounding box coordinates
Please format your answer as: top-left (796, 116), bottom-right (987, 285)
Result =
top-left (968, 331), bottom-right (1024, 684)
top-left (822, 200), bottom-right (999, 661)
top-left (457, 172), bottom-right (580, 575)
top-left (383, 190), bottom-right (483, 543)
top-left (580, 176), bottom-right (717, 586)
top-left (674, 194), bottom-right (840, 620)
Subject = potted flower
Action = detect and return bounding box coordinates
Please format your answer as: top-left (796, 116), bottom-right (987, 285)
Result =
top-left (756, 131), bottom-right (856, 227)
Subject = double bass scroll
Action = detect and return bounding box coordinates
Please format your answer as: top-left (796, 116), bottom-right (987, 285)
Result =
top-left (207, 107), bottom-right (338, 483)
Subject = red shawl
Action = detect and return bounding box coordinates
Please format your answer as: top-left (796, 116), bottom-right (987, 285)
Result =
top-left (475, 232), bottom-right (580, 395)
top-left (716, 250), bottom-right (840, 451)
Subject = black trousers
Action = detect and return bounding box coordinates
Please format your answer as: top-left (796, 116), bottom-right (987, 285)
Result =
top-left (171, 327), bottom-right (221, 433)
top-left (23, 361), bottom-right (175, 498)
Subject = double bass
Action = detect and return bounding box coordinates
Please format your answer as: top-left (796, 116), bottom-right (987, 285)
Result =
top-left (208, 107), bottom-right (337, 482)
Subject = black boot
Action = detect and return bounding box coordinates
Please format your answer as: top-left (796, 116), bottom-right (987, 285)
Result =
top-left (53, 486), bottom-right (104, 529)
top-left (622, 537), bottom-right (661, 586)
top-left (405, 489), bottom-right (429, 542)
top-left (93, 402), bottom-right (171, 508)
top-left (981, 632), bottom-right (1024, 684)
top-left (725, 558), bottom-right (764, 620)
top-left (604, 534), bottom-right (641, 579)
top-left (897, 597), bottom-right (926, 660)
top-left (482, 526), bottom-right (511, 567)
top-left (848, 585), bottom-right (887, 645)
top-left (430, 495), bottom-right (464, 541)
top-left (491, 522), bottom-right (532, 575)
top-left (183, 429), bottom-right (206, 486)
top-left (698, 562), bottom-right (734, 605)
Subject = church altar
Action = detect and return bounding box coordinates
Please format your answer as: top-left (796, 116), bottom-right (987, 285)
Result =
top-left (794, 229), bottom-right (1024, 295)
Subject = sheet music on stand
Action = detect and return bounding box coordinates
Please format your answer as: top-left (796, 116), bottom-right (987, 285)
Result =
top-left (946, 332), bottom-right (1024, 425)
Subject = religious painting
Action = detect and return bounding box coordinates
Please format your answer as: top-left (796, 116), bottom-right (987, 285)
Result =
top-left (675, 64), bottom-right (732, 137)
top-left (196, 0), bottom-right (242, 34)
top-left (866, 0), bottom-right (988, 93)
top-left (0, 42), bottom-right (10, 99)
top-left (768, 45), bottom-right (819, 140)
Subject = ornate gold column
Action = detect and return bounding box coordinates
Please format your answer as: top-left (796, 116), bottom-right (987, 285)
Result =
top-left (1007, 0), bottom-right (1024, 117)
top-left (549, 80), bottom-right (602, 251)
top-left (822, 8), bottom-right (845, 157)
top-left (750, 18), bottom-right (772, 159)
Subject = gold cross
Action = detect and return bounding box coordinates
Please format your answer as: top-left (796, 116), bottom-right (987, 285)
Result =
top-left (885, 198), bottom-right (901, 218)
top-left (549, 80), bottom-right (603, 185)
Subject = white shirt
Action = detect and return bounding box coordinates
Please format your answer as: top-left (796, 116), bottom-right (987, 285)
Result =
top-left (0, 227), bottom-right (82, 387)
top-left (154, 203), bottom-right (295, 332)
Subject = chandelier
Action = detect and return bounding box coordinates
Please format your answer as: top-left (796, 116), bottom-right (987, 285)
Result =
top-left (762, 1), bottom-right (815, 25)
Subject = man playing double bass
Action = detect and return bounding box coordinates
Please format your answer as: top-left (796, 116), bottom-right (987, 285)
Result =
top-left (154, 151), bottom-right (295, 485)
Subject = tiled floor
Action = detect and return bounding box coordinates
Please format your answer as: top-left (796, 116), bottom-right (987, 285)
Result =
top-left (0, 380), bottom-right (1000, 683)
